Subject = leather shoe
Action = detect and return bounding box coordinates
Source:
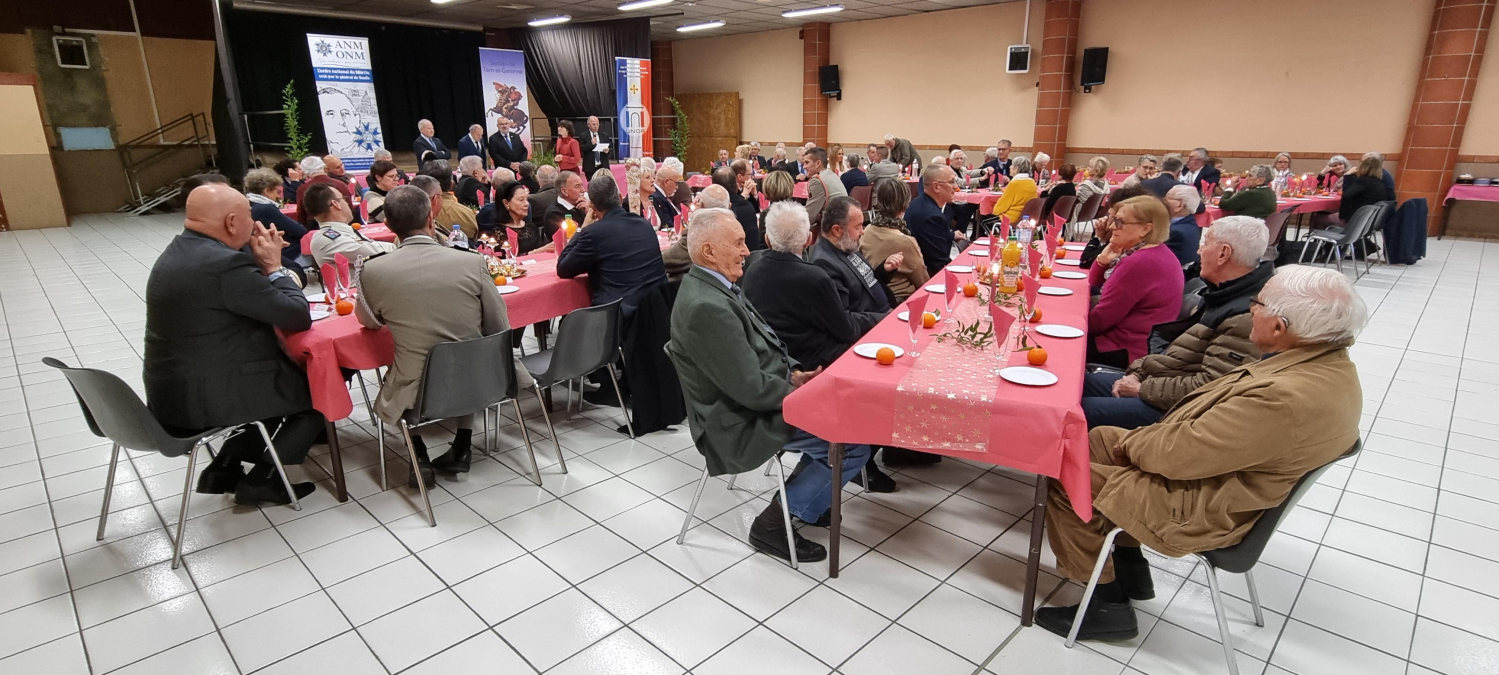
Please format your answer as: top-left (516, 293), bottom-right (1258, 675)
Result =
top-left (406, 435), bottom-right (437, 489)
top-left (195, 462), bottom-right (245, 495)
top-left (430, 431), bottom-right (473, 474)
top-left (234, 478), bottom-right (315, 506)
top-left (749, 500), bottom-right (827, 563)
top-left (1035, 599), bottom-right (1139, 642)
top-left (852, 463), bottom-right (897, 493)
top-left (1113, 553), bottom-right (1156, 601)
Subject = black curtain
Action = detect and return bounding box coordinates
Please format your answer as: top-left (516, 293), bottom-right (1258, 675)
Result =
top-left (226, 9), bottom-right (484, 158)
top-left (509, 18), bottom-right (649, 123)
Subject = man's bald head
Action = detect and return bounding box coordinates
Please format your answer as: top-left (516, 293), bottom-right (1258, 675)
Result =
top-left (686, 207), bottom-right (749, 281)
top-left (184, 184), bottom-right (255, 249)
top-left (324, 155), bottom-right (345, 175)
top-left (696, 184), bottom-right (731, 209)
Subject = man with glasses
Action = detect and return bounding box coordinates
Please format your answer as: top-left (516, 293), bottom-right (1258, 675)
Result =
top-left (904, 164), bottom-right (968, 275)
top-left (1120, 154), bottom-right (1159, 190)
top-left (651, 163), bottom-right (682, 229)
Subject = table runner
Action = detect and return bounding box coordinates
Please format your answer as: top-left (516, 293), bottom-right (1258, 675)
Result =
top-left (891, 295), bottom-right (1017, 453)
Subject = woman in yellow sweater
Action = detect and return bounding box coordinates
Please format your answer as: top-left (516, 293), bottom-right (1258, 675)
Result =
top-left (991, 155), bottom-right (1038, 223)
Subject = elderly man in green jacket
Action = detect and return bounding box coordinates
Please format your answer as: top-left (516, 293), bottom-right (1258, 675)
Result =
top-left (667, 207), bottom-right (872, 563)
top-left (1040, 264), bottom-right (1366, 642)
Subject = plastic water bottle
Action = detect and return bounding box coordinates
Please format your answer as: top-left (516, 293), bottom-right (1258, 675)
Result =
top-left (1016, 215), bottom-right (1034, 247)
top-left (448, 225), bottom-right (469, 249)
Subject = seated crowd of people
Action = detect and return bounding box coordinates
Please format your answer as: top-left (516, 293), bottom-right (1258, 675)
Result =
top-left (146, 134), bottom-right (1372, 645)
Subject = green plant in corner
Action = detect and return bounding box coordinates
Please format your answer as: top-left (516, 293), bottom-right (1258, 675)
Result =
top-left (282, 81), bottom-right (313, 160)
top-left (667, 96), bottom-right (690, 159)
top-left (531, 146), bottom-right (556, 168)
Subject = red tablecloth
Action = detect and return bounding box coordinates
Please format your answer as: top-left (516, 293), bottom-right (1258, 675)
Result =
top-left (782, 248), bottom-right (1094, 520)
top-left (686, 175), bottom-right (711, 189)
top-left (280, 205), bottom-right (298, 218)
top-left (1201, 194), bottom-right (1340, 226)
top-left (360, 224), bottom-right (395, 242)
top-left (1445, 184), bottom-right (1499, 203)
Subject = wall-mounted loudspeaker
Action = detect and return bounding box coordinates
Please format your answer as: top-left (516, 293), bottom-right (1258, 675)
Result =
top-left (819, 64), bottom-right (841, 100)
top-left (1007, 45), bottom-right (1030, 73)
top-left (1080, 47), bottom-right (1108, 92)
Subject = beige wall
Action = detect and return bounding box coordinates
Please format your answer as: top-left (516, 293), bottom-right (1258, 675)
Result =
top-left (674, 28), bottom-right (803, 143)
top-left (1070, 0), bottom-right (1433, 154)
top-left (829, 3), bottom-right (1044, 149)
top-left (1460, 21), bottom-right (1499, 158)
top-left (0, 82), bottom-right (67, 229)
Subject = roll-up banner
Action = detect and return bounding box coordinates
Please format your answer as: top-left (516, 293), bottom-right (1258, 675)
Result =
top-left (614, 57), bottom-right (652, 160)
top-left (306, 33), bottom-right (384, 173)
top-left (479, 48), bottom-right (531, 149)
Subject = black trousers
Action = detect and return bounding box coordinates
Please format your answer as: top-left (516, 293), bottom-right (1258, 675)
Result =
top-left (214, 411), bottom-right (325, 467)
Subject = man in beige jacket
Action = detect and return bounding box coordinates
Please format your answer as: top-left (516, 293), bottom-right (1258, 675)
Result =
top-left (1039, 264), bottom-right (1366, 642)
top-left (355, 185), bottom-right (532, 488)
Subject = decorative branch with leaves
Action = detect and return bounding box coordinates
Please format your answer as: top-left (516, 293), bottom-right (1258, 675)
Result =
top-left (667, 96), bottom-right (690, 159)
top-left (935, 318), bottom-right (996, 350)
top-left (282, 81), bottom-right (313, 160)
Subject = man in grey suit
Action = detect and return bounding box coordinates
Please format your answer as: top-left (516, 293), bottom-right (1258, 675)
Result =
top-left (355, 186), bottom-right (533, 487)
top-left (867, 145), bottom-right (901, 182)
top-left (668, 207), bottom-right (871, 563)
top-left (804, 146), bottom-right (848, 225)
top-left (144, 184), bottom-right (321, 506)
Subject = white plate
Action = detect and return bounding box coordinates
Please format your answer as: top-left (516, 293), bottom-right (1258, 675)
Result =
top-left (1055, 258), bottom-right (1081, 266)
top-left (1051, 270), bottom-right (1087, 279)
top-left (947, 265), bottom-right (974, 273)
top-left (309, 309), bottom-right (331, 321)
top-left (974, 238), bottom-right (992, 245)
top-left (1035, 324), bottom-right (1084, 338)
top-left (1062, 244), bottom-right (1086, 251)
top-left (853, 343), bottom-right (905, 359)
top-left (1039, 287), bottom-right (1073, 296)
top-left (896, 309), bottom-right (942, 321)
top-left (496, 285), bottom-right (520, 294)
top-left (966, 249), bottom-right (989, 257)
top-left (1000, 366), bottom-right (1058, 386)
top-left (306, 292), bottom-right (327, 303)
top-left (924, 284), bottom-right (946, 293)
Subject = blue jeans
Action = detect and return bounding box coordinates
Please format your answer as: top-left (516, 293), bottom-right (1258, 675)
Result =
top-left (1081, 372), bottom-right (1165, 430)
top-left (782, 430), bottom-right (871, 522)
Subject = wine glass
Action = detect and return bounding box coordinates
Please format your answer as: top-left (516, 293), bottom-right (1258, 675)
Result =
top-left (908, 314), bottom-right (921, 358)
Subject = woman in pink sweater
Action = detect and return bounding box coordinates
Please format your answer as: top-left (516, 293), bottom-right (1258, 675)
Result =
top-left (1087, 196), bottom-right (1185, 368)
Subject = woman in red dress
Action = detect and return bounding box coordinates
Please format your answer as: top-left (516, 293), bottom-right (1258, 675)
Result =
top-left (554, 119), bottom-right (582, 174)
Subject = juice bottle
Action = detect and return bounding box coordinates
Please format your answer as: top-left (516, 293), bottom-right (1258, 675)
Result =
top-left (564, 214), bottom-right (578, 238)
top-left (1000, 230), bottom-right (1021, 294)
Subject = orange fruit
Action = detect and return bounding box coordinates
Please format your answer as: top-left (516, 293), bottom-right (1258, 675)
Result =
top-left (962, 283), bottom-right (978, 297)
top-left (921, 312), bottom-right (937, 329)
top-left (1039, 267), bottom-right (1053, 279)
top-left (875, 347), bottom-right (896, 365)
top-left (1056, 249), bottom-right (1068, 259)
top-left (494, 275), bottom-right (509, 286)
top-left (1016, 276), bottom-right (1026, 291)
top-left (335, 299), bottom-right (354, 315)
top-left (1029, 308), bottom-right (1043, 323)
top-left (350, 222), bottom-right (361, 230)
top-left (1027, 347), bottom-right (1048, 366)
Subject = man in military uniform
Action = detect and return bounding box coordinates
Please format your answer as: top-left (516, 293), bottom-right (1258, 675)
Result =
top-left (305, 183), bottom-right (393, 268)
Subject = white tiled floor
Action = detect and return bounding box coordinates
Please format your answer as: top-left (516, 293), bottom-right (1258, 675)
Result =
top-left (1, 212), bottom-right (1497, 674)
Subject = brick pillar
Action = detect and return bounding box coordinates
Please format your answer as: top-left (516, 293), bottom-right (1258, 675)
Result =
top-left (652, 41), bottom-right (675, 159)
top-left (1397, 0), bottom-right (1496, 233)
top-left (1031, 0), bottom-right (1081, 160)
top-left (802, 22), bottom-right (831, 147)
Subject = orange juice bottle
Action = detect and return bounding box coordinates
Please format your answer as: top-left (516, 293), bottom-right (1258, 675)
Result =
top-left (564, 215), bottom-right (578, 238)
top-left (1000, 230), bottom-right (1021, 294)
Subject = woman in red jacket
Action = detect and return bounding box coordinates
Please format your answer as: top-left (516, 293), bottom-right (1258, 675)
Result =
top-left (555, 119), bottom-right (582, 174)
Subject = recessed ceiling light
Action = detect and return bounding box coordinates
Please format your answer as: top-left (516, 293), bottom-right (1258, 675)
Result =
top-left (619, 0), bottom-right (673, 10)
top-left (528, 14), bottom-right (571, 25)
top-left (781, 4), bottom-right (842, 18)
top-left (431, 0), bottom-right (456, 4)
top-left (676, 20), bottom-right (725, 31)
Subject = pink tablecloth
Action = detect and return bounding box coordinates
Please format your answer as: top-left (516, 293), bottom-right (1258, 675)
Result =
top-left (1445, 184), bottom-right (1499, 203)
top-left (1201, 195), bottom-right (1341, 226)
top-left (782, 247), bottom-right (1094, 520)
top-left (686, 175), bottom-right (711, 189)
top-left (282, 315), bottom-right (395, 421)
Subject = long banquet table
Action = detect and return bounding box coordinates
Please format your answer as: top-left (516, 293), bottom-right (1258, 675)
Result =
top-left (783, 241), bottom-right (1094, 625)
top-left (281, 233), bottom-right (672, 501)
top-left (1199, 194), bottom-right (1340, 226)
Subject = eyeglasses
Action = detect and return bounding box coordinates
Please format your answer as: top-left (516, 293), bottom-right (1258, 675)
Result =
top-left (1114, 219), bottom-right (1151, 227)
top-left (1250, 297), bottom-right (1291, 329)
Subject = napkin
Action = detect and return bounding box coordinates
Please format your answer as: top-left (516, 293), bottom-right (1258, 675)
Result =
top-left (320, 263), bottom-right (338, 300)
top-left (506, 227), bottom-right (520, 255)
top-left (989, 302), bottom-right (1015, 344)
top-left (1023, 273), bottom-right (1039, 310)
top-left (1028, 245), bottom-right (1043, 272)
top-left (943, 268), bottom-right (959, 308)
top-left (1045, 225), bottom-right (1060, 261)
top-left (334, 253), bottom-right (351, 289)
top-left (906, 294), bottom-right (928, 336)
top-left (997, 215), bottom-right (1010, 241)
top-left (552, 226), bottom-right (568, 254)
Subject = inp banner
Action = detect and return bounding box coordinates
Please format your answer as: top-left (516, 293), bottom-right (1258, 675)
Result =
top-left (614, 57), bottom-right (652, 160)
top-left (479, 48), bottom-right (530, 150)
top-left (306, 33), bottom-right (384, 172)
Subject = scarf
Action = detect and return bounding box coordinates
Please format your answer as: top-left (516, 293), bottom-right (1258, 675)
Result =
top-left (1102, 243), bottom-right (1144, 282)
top-left (246, 192), bottom-right (277, 207)
top-left (870, 213), bottom-right (910, 236)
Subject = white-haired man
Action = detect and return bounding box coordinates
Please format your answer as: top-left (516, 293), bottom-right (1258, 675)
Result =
top-left (1163, 184), bottom-right (1204, 266)
top-left (293, 155), bottom-right (357, 227)
top-left (458, 124), bottom-right (487, 167)
top-left (651, 162), bottom-right (682, 228)
top-left (668, 207), bottom-right (872, 563)
top-left (884, 134), bottom-right (920, 169)
top-left (1042, 264), bottom-right (1364, 642)
top-left (749, 141), bottom-right (768, 172)
top-left (455, 154), bottom-right (491, 207)
top-left (413, 119), bottom-right (450, 165)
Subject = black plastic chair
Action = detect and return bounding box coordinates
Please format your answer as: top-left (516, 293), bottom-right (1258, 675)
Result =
top-left (1360, 200), bottom-right (1398, 274)
top-left (1064, 440), bottom-right (1362, 674)
top-left (520, 300), bottom-right (632, 471)
top-left (1070, 192), bottom-right (1105, 240)
top-left (1299, 204), bottom-right (1380, 276)
top-left (393, 330), bottom-right (539, 526)
top-left (1260, 205), bottom-right (1298, 262)
top-left (42, 357), bottom-right (302, 569)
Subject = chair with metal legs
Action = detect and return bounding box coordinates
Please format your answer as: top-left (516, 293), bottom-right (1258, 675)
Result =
top-left (678, 458), bottom-right (801, 569)
top-left (43, 357), bottom-right (303, 570)
top-left (521, 300), bottom-right (632, 474)
top-left (1063, 440), bottom-right (1360, 675)
top-left (387, 330), bottom-right (542, 527)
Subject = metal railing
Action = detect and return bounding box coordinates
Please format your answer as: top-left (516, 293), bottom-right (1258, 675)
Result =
top-left (242, 110), bottom-right (293, 159)
top-left (117, 112), bottom-right (214, 212)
